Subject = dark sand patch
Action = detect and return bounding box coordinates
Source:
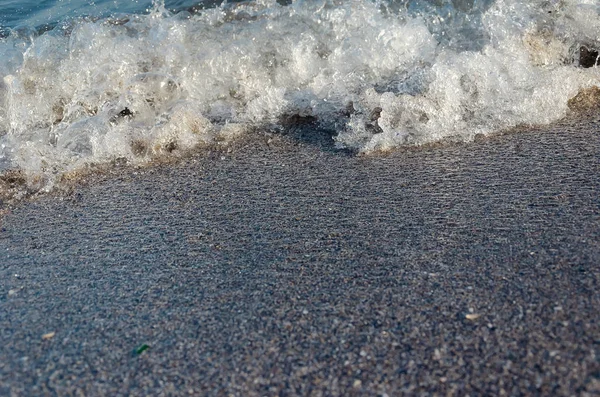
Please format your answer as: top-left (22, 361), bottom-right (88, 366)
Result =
top-left (0, 118), bottom-right (598, 395)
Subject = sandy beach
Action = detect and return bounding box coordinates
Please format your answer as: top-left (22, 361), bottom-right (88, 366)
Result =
top-left (0, 118), bottom-right (598, 395)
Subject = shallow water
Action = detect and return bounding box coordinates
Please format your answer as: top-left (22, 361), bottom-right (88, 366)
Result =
top-left (0, 0), bottom-right (599, 193)
top-left (0, 0), bottom-right (206, 32)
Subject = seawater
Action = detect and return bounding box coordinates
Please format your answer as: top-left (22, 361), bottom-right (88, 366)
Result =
top-left (0, 0), bottom-right (599, 192)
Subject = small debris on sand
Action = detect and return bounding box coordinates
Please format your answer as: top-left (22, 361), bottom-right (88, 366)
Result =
top-left (465, 313), bottom-right (481, 320)
top-left (134, 344), bottom-right (150, 355)
top-left (42, 332), bottom-right (56, 340)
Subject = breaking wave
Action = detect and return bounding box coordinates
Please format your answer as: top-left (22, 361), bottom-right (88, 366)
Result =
top-left (0, 0), bottom-right (599, 192)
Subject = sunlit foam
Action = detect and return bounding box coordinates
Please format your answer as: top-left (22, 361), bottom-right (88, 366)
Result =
top-left (0, 0), bottom-right (598, 191)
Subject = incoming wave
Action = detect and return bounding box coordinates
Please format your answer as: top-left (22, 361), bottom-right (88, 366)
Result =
top-left (0, 0), bottom-right (599, 193)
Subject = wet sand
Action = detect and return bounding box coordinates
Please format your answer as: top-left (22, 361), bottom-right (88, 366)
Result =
top-left (0, 119), bottom-right (598, 396)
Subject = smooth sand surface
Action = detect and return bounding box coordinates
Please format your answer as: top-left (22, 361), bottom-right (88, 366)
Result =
top-left (0, 119), bottom-right (598, 395)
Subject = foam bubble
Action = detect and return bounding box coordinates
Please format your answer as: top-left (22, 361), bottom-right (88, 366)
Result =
top-left (0, 0), bottom-right (598, 190)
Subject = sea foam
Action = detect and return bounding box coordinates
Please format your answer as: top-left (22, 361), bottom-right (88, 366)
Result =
top-left (0, 0), bottom-right (599, 190)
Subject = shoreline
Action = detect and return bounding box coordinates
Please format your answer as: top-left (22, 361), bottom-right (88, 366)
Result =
top-left (0, 108), bottom-right (591, 213)
top-left (0, 118), bottom-right (598, 395)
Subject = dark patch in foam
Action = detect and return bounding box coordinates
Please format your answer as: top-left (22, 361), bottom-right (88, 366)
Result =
top-left (280, 114), bottom-right (318, 127)
top-left (567, 86), bottom-right (600, 112)
top-left (130, 140), bottom-right (149, 157)
top-left (343, 102), bottom-right (356, 118)
top-left (579, 46), bottom-right (600, 68)
top-left (110, 107), bottom-right (134, 125)
top-left (118, 107), bottom-right (134, 118)
top-left (367, 107), bottom-right (384, 135)
top-left (274, 113), bottom-right (350, 155)
top-left (164, 141), bottom-right (178, 153)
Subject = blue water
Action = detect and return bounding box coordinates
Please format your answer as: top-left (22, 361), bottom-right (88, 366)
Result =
top-left (0, 0), bottom-right (598, 192)
top-left (0, 0), bottom-right (496, 39)
top-left (0, 0), bottom-right (210, 33)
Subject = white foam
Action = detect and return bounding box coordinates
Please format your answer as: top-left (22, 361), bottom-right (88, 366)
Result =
top-left (0, 0), bottom-right (599, 188)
